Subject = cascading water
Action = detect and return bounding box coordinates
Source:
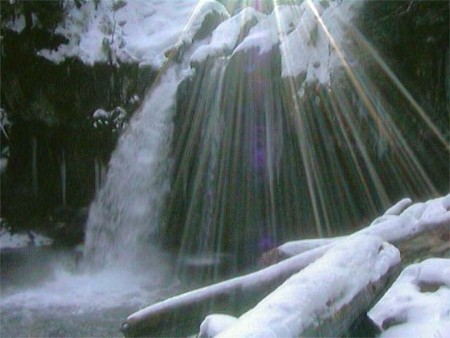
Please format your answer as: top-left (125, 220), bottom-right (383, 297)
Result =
top-left (84, 0), bottom-right (366, 270)
top-left (84, 1), bottom-right (230, 268)
top-left (182, 58), bottom-right (228, 255)
top-left (84, 65), bottom-right (184, 267)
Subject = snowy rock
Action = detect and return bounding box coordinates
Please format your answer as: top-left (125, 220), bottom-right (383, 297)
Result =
top-left (280, 0), bottom-right (360, 86)
top-left (190, 7), bottom-right (263, 64)
top-left (0, 224), bottom-right (53, 250)
top-left (368, 258), bottom-right (450, 338)
top-left (35, 0), bottom-right (360, 90)
top-left (37, 0), bottom-right (201, 67)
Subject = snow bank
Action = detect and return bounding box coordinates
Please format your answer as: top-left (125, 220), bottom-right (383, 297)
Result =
top-left (216, 234), bottom-right (399, 338)
top-left (368, 258), bottom-right (450, 338)
top-left (0, 225), bottom-right (53, 250)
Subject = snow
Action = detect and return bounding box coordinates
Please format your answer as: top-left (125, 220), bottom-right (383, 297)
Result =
top-left (215, 234), bottom-right (399, 337)
top-left (13, 0), bottom-right (359, 89)
top-left (280, 0), bottom-right (359, 86)
top-left (362, 194), bottom-right (450, 243)
top-left (37, 0), bottom-right (203, 68)
top-left (233, 5), bottom-right (302, 56)
top-left (383, 197), bottom-right (412, 216)
top-left (0, 225), bottom-right (53, 250)
top-left (92, 106), bottom-right (128, 131)
top-left (368, 258), bottom-right (450, 338)
top-left (199, 314), bottom-right (238, 338)
top-left (176, 0), bottom-right (229, 49)
top-left (4, 14), bottom-right (26, 33)
top-left (277, 236), bottom-right (342, 257)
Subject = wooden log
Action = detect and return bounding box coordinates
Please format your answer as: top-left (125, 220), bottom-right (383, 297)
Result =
top-left (215, 235), bottom-right (401, 338)
top-left (121, 245), bottom-right (329, 337)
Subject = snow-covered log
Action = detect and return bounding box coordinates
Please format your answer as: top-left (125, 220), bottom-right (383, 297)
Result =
top-left (368, 258), bottom-right (450, 337)
top-left (121, 245), bottom-right (329, 337)
top-left (199, 314), bottom-right (238, 338)
top-left (259, 237), bottom-right (343, 266)
top-left (363, 195), bottom-right (450, 244)
top-left (214, 235), bottom-right (400, 337)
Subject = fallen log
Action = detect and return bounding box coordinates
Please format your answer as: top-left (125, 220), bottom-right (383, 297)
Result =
top-left (121, 245), bottom-right (330, 337)
top-left (214, 235), bottom-right (401, 337)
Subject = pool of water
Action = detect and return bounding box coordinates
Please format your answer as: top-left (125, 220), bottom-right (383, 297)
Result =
top-left (0, 247), bottom-right (194, 337)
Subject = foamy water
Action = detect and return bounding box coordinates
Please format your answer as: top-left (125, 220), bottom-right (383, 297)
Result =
top-left (0, 248), bottom-right (187, 337)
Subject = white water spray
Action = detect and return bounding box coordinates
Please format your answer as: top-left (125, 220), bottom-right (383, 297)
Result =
top-left (84, 65), bottom-right (184, 267)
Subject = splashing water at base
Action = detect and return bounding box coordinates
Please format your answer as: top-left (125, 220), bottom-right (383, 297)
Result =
top-left (0, 247), bottom-right (190, 337)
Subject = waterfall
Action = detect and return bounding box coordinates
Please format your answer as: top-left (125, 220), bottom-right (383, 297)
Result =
top-left (82, 0), bottom-right (230, 269)
top-left (84, 57), bottom-right (201, 267)
top-left (83, 0), bottom-right (362, 268)
top-left (193, 59), bottom-right (227, 254)
top-left (94, 157), bottom-right (106, 194)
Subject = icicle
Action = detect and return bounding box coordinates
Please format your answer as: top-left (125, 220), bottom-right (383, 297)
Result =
top-left (31, 136), bottom-right (38, 197)
top-left (61, 150), bottom-right (67, 209)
